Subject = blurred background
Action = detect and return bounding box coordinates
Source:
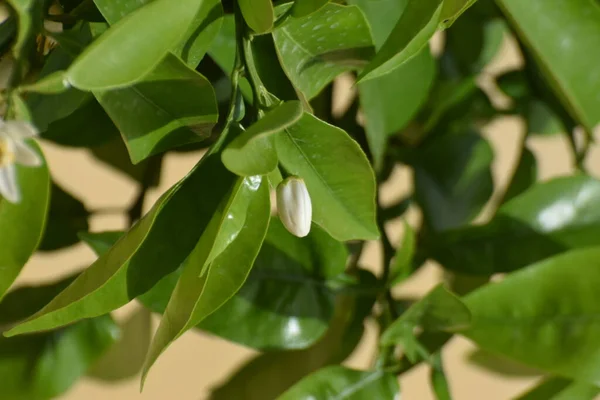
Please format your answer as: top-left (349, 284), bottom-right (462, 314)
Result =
top-left (11, 28), bottom-right (600, 400)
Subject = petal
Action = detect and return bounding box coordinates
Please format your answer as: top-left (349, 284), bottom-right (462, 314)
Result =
top-left (5, 121), bottom-right (39, 139)
top-left (14, 141), bottom-right (42, 167)
top-left (0, 164), bottom-right (21, 203)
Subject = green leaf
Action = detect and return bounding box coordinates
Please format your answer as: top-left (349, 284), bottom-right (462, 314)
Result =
top-left (0, 142), bottom-right (50, 300)
top-left (273, 3), bottom-right (374, 99)
top-left (141, 176), bottom-right (270, 385)
top-left (291, 0), bottom-right (329, 18)
top-left (0, 315), bottom-right (118, 400)
top-left (380, 284), bottom-right (470, 347)
top-left (94, 53), bottom-right (218, 163)
top-left (66, 0), bottom-right (204, 90)
top-left (39, 183), bottom-right (89, 252)
top-left (358, 0), bottom-right (443, 82)
top-left (93, 0), bottom-right (224, 68)
top-left (349, 0), bottom-right (436, 169)
top-left (439, 0), bottom-right (479, 29)
top-left (239, 0), bottom-right (274, 34)
top-left (19, 71), bottom-right (69, 95)
top-left (79, 231), bottom-right (124, 256)
top-left (414, 131), bottom-right (494, 232)
top-left (515, 377), bottom-right (600, 400)
top-left (275, 113), bottom-right (378, 241)
top-left (222, 101), bottom-right (303, 176)
top-left (389, 220), bottom-right (416, 286)
top-left (278, 366), bottom-right (400, 400)
top-left (462, 247), bottom-right (600, 384)
top-left (500, 146), bottom-right (537, 205)
top-left (6, 0), bottom-right (43, 59)
top-left (495, 0), bottom-right (600, 130)
top-left (87, 308), bottom-right (152, 381)
top-left (5, 150), bottom-right (237, 337)
top-left (431, 175), bottom-right (600, 275)
top-left (430, 353), bottom-right (452, 400)
top-left (527, 100), bottom-right (564, 136)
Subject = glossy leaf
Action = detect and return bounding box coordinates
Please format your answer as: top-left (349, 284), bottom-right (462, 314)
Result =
top-left (141, 176), bottom-right (270, 385)
top-left (278, 366), bottom-right (400, 400)
top-left (95, 53), bottom-right (218, 163)
top-left (66, 0), bottom-right (204, 90)
top-left (93, 0), bottom-right (223, 68)
top-left (275, 113), bottom-right (379, 241)
top-left (0, 142), bottom-right (50, 300)
top-left (431, 175), bottom-right (600, 275)
top-left (358, 0), bottom-right (443, 82)
top-left (462, 247), bottom-right (600, 384)
top-left (39, 183), bottom-right (90, 252)
top-left (292, 0), bottom-right (329, 18)
top-left (440, 0), bottom-right (479, 28)
top-left (500, 146), bottom-right (537, 205)
top-left (495, 0), bottom-right (600, 130)
top-left (414, 131), bottom-right (494, 232)
top-left (0, 315), bottom-right (118, 400)
top-left (5, 151), bottom-right (237, 337)
top-left (222, 101), bottom-right (303, 176)
top-left (515, 377), bottom-right (600, 400)
top-left (273, 3), bottom-right (374, 99)
top-left (389, 220), bottom-right (416, 286)
top-left (239, 0), bottom-right (274, 34)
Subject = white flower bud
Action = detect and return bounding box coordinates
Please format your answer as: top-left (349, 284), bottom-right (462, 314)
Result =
top-left (276, 176), bottom-right (312, 238)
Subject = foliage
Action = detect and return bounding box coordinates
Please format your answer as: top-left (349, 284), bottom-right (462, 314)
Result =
top-left (1, 0), bottom-right (600, 398)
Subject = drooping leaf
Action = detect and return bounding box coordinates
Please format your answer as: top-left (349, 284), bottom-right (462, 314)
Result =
top-left (94, 53), bottom-right (218, 164)
top-left (66, 0), bottom-right (205, 90)
top-left (5, 149), bottom-right (237, 337)
top-left (514, 377), bottom-right (600, 400)
top-left (291, 0), bottom-right (329, 18)
top-left (275, 113), bottom-right (379, 241)
top-left (461, 247), bottom-right (600, 385)
top-left (141, 176), bottom-right (270, 385)
top-left (222, 101), bottom-right (303, 176)
top-left (358, 0), bottom-right (443, 82)
top-left (278, 366), bottom-right (400, 400)
top-left (495, 0), bottom-right (600, 130)
top-left (273, 3), bottom-right (374, 99)
top-left (431, 175), bottom-right (600, 275)
top-left (0, 142), bottom-right (50, 300)
top-left (239, 0), bottom-right (274, 34)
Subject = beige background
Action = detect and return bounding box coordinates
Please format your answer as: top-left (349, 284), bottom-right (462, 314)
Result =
top-left (11, 35), bottom-right (599, 399)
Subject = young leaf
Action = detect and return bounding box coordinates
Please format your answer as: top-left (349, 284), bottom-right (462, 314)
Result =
top-left (515, 377), bottom-right (600, 400)
top-left (0, 142), bottom-right (50, 300)
top-left (141, 176), bottom-right (270, 385)
top-left (292, 0), bottom-right (329, 18)
top-left (5, 152), bottom-right (237, 337)
top-left (238, 0), bottom-right (274, 34)
top-left (275, 113), bottom-right (379, 241)
top-left (273, 3), bottom-right (374, 99)
top-left (462, 247), bottom-right (600, 385)
top-left (95, 53), bottom-right (218, 164)
top-left (278, 366), bottom-right (400, 399)
top-left (66, 0), bottom-right (205, 90)
top-left (358, 0), bottom-right (443, 82)
top-left (221, 101), bottom-right (303, 176)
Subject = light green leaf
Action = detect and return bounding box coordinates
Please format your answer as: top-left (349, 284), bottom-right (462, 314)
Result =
top-left (141, 176), bottom-right (270, 385)
top-left (439, 0), bottom-right (479, 29)
top-left (389, 220), bottom-right (416, 286)
top-left (495, 0), bottom-right (600, 130)
top-left (358, 0), bottom-right (443, 82)
top-left (273, 3), bottom-right (374, 99)
top-left (6, 0), bottom-right (43, 59)
top-left (94, 53), bottom-right (218, 164)
top-left (292, 0), bottom-right (329, 18)
top-left (5, 151), bottom-right (237, 337)
top-left (19, 71), bottom-right (69, 95)
top-left (278, 366), bottom-right (400, 400)
top-left (431, 175), bottom-right (600, 275)
top-left (462, 247), bottom-right (600, 384)
top-left (430, 353), bottom-right (452, 400)
top-left (222, 101), bottom-right (303, 176)
top-left (275, 113), bottom-right (378, 241)
top-left (0, 142), bottom-right (50, 300)
top-left (515, 377), bottom-right (600, 400)
top-left (66, 0), bottom-right (204, 90)
top-left (239, 0), bottom-right (274, 34)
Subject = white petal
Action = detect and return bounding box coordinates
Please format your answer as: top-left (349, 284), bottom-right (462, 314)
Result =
top-left (0, 164), bottom-right (21, 203)
top-left (277, 177), bottom-right (312, 237)
top-left (5, 121), bottom-right (39, 139)
top-left (14, 141), bottom-right (42, 167)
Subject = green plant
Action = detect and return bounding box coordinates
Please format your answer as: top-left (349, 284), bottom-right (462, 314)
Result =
top-left (1, 0), bottom-right (600, 398)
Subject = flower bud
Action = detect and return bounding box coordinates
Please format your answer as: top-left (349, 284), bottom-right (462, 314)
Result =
top-left (276, 176), bottom-right (312, 238)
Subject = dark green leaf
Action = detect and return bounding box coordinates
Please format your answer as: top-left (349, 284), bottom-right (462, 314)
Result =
top-left (79, 231), bottom-right (124, 256)
top-left (515, 377), bottom-right (600, 400)
top-left (141, 175), bottom-right (270, 385)
top-left (439, 0), bottom-right (479, 29)
top-left (222, 101), bottom-right (303, 176)
top-left (94, 53), bottom-right (218, 163)
top-left (389, 220), bottom-right (416, 286)
top-left (273, 3), bottom-right (374, 99)
top-left (278, 366), bottom-right (400, 400)
top-left (430, 353), bottom-right (452, 400)
top-left (239, 0), bottom-right (274, 34)
top-left (462, 247), bottom-right (600, 384)
top-left (89, 136), bottom-right (156, 185)
top-left (0, 142), bottom-right (50, 299)
top-left (292, 0), bottom-right (329, 18)
top-left (275, 113), bottom-right (379, 241)
top-left (500, 146), bottom-right (537, 205)
top-left (527, 100), bottom-right (564, 136)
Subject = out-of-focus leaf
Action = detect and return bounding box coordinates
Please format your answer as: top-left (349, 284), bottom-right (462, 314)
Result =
top-left (514, 377), bottom-right (600, 400)
top-left (389, 220), bottom-right (416, 286)
top-left (430, 353), bottom-right (452, 400)
top-left (500, 146), bottom-right (537, 205)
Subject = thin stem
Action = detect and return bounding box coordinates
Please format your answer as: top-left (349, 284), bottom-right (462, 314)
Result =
top-left (242, 35), bottom-right (271, 110)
